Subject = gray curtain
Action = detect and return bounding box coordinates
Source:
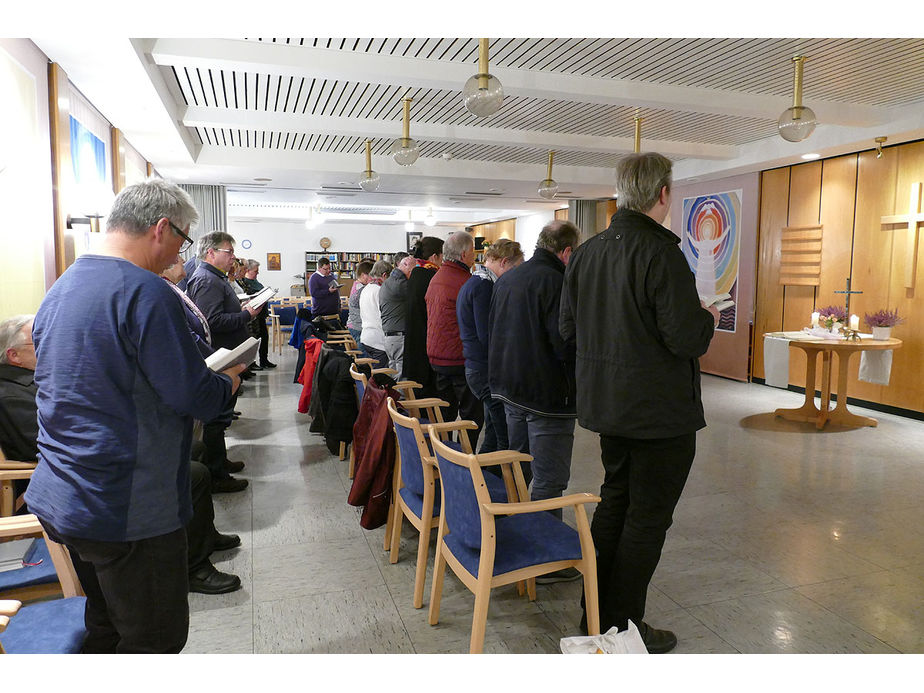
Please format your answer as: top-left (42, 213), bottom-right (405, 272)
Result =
top-left (568, 199), bottom-right (599, 242)
top-left (179, 184), bottom-right (227, 248)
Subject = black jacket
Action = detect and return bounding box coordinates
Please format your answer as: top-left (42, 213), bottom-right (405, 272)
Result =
top-left (560, 209), bottom-right (715, 438)
top-left (0, 364), bottom-right (38, 460)
top-left (402, 266), bottom-right (438, 396)
top-left (186, 262), bottom-right (252, 351)
top-left (489, 248), bottom-right (575, 417)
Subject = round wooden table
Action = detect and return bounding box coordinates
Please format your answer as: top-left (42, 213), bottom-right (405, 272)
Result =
top-left (773, 336), bottom-right (902, 429)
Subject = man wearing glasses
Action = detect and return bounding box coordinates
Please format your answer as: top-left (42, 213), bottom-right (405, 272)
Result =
top-left (25, 178), bottom-right (244, 653)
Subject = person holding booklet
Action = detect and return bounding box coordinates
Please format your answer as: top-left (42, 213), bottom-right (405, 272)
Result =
top-left (241, 259), bottom-right (276, 370)
top-left (24, 179), bottom-right (246, 653)
top-left (308, 257), bottom-right (342, 318)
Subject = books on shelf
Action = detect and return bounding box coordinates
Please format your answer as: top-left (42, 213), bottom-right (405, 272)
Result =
top-left (205, 337), bottom-right (260, 372)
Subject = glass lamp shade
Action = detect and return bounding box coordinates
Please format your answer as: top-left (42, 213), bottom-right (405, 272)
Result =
top-left (463, 73), bottom-right (504, 117)
top-left (359, 170), bottom-right (380, 192)
top-left (424, 215), bottom-right (436, 227)
top-left (391, 137), bottom-right (420, 166)
top-left (538, 178), bottom-right (559, 200)
top-left (778, 105), bottom-right (818, 142)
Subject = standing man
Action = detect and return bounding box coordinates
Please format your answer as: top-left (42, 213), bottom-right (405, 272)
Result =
top-left (379, 253), bottom-right (415, 378)
top-left (489, 220), bottom-right (581, 573)
top-left (425, 231), bottom-right (482, 442)
top-left (308, 257), bottom-right (341, 319)
top-left (24, 178), bottom-right (244, 653)
top-left (242, 259), bottom-right (275, 370)
top-left (186, 231), bottom-right (256, 493)
top-left (560, 152), bottom-right (719, 653)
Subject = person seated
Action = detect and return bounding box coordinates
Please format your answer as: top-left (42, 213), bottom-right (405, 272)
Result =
top-left (0, 314), bottom-right (242, 593)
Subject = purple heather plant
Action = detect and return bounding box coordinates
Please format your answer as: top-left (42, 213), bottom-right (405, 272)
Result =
top-left (816, 305), bottom-right (848, 322)
top-left (864, 308), bottom-right (904, 328)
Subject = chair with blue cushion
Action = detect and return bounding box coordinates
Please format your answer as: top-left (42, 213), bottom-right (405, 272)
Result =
top-left (271, 305), bottom-right (298, 355)
top-left (427, 431), bottom-right (601, 654)
top-left (1, 449), bottom-right (35, 518)
top-left (0, 514), bottom-right (86, 654)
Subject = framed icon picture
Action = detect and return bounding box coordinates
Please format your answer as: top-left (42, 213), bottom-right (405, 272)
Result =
top-left (267, 252), bottom-right (281, 271)
top-left (406, 231), bottom-right (422, 253)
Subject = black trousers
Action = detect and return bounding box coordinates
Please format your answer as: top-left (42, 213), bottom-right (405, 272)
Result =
top-left (187, 460), bottom-right (218, 574)
top-left (201, 394), bottom-right (237, 480)
top-left (433, 365), bottom-right (484, 449)
top-left (588, 432), bottom-right (695, 632)
top-left (41, 522), bottom-right (189, 654)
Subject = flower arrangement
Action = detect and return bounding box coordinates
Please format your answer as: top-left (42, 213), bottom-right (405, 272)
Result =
top-left (816, 305), bottom-right (847, 330)
top-left (864, 308), bottom-right (904, 328)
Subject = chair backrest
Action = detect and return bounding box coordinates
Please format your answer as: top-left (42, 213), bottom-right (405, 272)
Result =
top-left (274, 305), bottom-right (297, 325)
top-left (386, 397), bottom-right (431, 497)
top-left (429, 435), bottom-right (488, 551)
top-left (0, 515), bottom-right (83, 600)
top-left (348, 363), bottom-right (367, 409)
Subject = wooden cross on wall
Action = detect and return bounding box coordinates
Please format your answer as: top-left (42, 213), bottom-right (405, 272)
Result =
top-left (881, 182), bottom-right (924, 289)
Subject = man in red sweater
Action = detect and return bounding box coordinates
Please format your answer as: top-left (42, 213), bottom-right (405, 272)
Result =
top-left (424, 231), bottom-right (483, 446)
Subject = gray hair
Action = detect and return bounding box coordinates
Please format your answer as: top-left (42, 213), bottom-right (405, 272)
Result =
top-left (197, 230), bottom-right (236, 259)
top-left (392, 251), bottom-right (409, 265)
top-left (443, 231), bottom-right (474, 262)
top-left (0, 314), bottom-right (33, 365)
top-left (484, 238), bottom-right (524, 263)
top-left (536, 220), bottom-right (580, 254)
top-left (614, 152), bottom-right (672, 213)
top-left (371, 260), bottom-right (393, 277)
top-left (106, 177), bottom-right (199, 237)
top-left (246, 259), bottom-right (260, 271)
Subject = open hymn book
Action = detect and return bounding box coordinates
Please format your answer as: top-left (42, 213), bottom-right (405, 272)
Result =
top-left (700, 292), bottom-right (735, 312)
top-left (238, 286), bottom-right (277, 311)
top-left (205, 337), bottom-right (260, 372)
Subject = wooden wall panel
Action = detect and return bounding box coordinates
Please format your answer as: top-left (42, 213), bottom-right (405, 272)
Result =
top-left (752, 168), bottom-right (791, 379)
top-left (784, 161), bottom-right (823, 386)
top-left (48, 62), bottom-right (72, 279)
top-left (882, 141), bottom-right (924, 412)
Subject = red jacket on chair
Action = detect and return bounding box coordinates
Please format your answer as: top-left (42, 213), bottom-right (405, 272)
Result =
top-left (424, 260), bottom-right (472, 367)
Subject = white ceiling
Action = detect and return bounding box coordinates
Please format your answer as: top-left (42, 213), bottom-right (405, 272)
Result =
top-left (32, 36), bottom-right (924, 227)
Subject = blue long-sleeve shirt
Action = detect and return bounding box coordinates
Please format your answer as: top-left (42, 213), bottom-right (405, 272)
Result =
top-left (25, 255), bottom-right (233, 542)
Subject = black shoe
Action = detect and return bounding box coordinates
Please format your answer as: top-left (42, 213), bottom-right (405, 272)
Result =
top-left (224, 459), bottom-right (245, 473)
top-left (638, 622), bottom-right (677, 654)
top-left (233, 411), bottom-right (242, 416)
top-left (250, 364), bottom-right (264, 371)
top-left (211, 532), bottom-right (241, 553)
top-left (535, 567), bottom-right (582, 584)
top-left (260, 360), bottom-right (277, 369)
top-left (188, 565), bottom-right (242, 594)
top-left (212, 476), bottom-right (248, 493)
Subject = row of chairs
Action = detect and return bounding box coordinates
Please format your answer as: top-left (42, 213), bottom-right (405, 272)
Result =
top-left (325, 330), bottom-right (602, 653)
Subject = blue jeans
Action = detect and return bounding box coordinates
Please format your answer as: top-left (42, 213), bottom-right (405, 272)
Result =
top-left (348, 328), bottom-right (367, 357)
top-left (503, 402), bottom-right (576, 511)
top-left (465, 366), bottom-right (508, 453)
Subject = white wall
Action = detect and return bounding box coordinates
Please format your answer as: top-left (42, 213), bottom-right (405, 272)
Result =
top-left (226, 219), bottom-right (454, 296)
top-left (514, 211), bottom-right (556, 260)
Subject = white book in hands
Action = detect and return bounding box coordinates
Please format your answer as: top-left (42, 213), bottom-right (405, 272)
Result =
top-left (701, 292), bottom-right (735, 312)
top-left (242, 286), bottom-right (277, 311)
top-left (205, 337), bottom-right (260, 372)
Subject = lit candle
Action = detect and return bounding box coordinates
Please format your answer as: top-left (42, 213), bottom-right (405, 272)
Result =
top-left (849, 314), bottom-right (859, 330)
top-left (811, 312), bottom-right (820, 327)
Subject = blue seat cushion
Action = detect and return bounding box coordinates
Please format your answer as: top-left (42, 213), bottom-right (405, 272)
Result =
top-left (1, 596), bottom-right (87, 653)
top-left (0, 538), bottom-right (59, 592)
top-left (444, 510), bottom-right (583, 578)
top-left (399, 471), bottom-right (508, 522)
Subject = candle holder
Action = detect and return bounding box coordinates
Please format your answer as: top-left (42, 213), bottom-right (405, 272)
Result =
top-left (840, 327), bottom-right (861, 342)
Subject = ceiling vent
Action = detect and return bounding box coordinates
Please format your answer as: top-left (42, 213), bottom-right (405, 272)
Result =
top-left (463, 191), bottom-right (503, 196)
top-left (320, 184), bottom-right (362, 192)
top-left (319, 206), bottom-right (397, 216)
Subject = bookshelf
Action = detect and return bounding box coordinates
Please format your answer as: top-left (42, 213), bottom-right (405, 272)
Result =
top-left (304, 251), bottom-right (398, 293)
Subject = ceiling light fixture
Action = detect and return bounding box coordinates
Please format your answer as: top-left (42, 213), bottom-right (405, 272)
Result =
top-left (359, 139), bottom-right (380, 192)
top-left (391, 97), bottom-right (419, 166)
top-left (404, 209), bottom-right (415, 232)
top-left (634, 115), bottom-right (643, 153)
top-left (538, 151), bottom-right (559, 200)
top-left (778, 56), bottom-right (817, 143)
top-left (801, 153), bottom-right (821, 160)
top-left (424, 207), bottom-right (436, 227)
top-left (875, 136), bottom-right (887, 159)
top-left (463, 38), bottom-right (504, 118)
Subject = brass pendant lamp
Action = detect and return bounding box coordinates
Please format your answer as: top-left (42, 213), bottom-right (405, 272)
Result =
top-left (538, 151), bottom-right (559, 200)
top-left (391, 97), bottom-right (420, 166)
top-left (463, 38), bottom-right (504, 118)
top-left (359, 139), bottom-right (380, 192)
top-left (778, 56), bottom-right (817, 142)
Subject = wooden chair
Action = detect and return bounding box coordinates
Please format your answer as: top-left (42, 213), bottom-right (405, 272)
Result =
top-left (427, 432), bottom-right (601, 654)
top-left (269, 305), bottom-right (297, 355)
top-left (0, 514), bottom-right (86, 654)
top-left (0, 448), bottom-right (35, 518)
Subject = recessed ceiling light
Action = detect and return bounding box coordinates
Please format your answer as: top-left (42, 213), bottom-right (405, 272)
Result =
top-left (801, 153), bottom-right (821, 160)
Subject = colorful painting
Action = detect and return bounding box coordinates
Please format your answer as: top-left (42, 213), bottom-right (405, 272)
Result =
top-left (267, 252), bottom-right (281, 271)
top-left (681, 190), bottom-right (742, 332)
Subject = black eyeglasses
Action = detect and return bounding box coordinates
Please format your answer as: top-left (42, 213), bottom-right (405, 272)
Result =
top-left (167, 220), bottom-right (193, 253)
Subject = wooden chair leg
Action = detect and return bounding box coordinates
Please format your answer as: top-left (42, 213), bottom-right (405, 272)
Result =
top-left (527, 577), bottom-right (536, 601)
top-left (383, 500), bottom-right (393, 552)
top-left (582, 567), bottom-right (600, 636)
top-left (428, 546), bottom-right (447, 626)
top-left (469, 581), bottom-right (492, 654)
top-left (338, 441), bottom-right (346, 461)
top-left (412, 520), bottom-right (431, 609)
top-left (347, 445), bottom-right (355, 479)
top-left (389, 507), bottom-right (403, 564)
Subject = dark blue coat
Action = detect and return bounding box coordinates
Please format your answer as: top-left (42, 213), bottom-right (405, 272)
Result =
top-left (186, 262), bottom-right (252, 351)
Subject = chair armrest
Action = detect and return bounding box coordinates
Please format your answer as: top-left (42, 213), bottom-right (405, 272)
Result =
top-left (427, 421), bottom-right (477, 433)
top-left (395, 380), bottom-right (421, 389)
top-left (0, 600), bottom-right (23, 618)
top-left (0, 460), bottom-right (37, 470)
top-left (370, 367), bottom-right (398, 376)
top-left (471, 450), bottom-right (533, 467)
top-left (353, 357), bottom-right (377, 365)
top-left (0, 513), bottom-right (44, 539)
top-left (482, 492), bottom-right (601, 516)
top-left (400, 398), bottom-right (449, 410)
top-left (0, 469), bottom-right (34, 481)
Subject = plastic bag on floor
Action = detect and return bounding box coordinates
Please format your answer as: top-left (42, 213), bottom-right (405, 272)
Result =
top-left (560, 621), bottom-right (648, 654)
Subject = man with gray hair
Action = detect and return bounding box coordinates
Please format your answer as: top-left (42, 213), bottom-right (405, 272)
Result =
top-left (25, 178), bottom-right (244, 653)
top-left (560, 152), bottom-right (719, 652)
top-left (488, 220), bottom-right (581, 582)
top-left (425, 231), bottom-right (482, 442)
top-left (0, 315), bottom-right (38, 462)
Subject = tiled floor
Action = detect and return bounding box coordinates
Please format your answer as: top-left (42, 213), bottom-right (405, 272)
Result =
top-left (184, 348), bottom-right (924, 655)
